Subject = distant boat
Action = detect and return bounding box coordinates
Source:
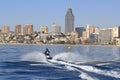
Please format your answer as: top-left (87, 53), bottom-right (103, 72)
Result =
top-left (66, 44), bottom-right (71, 48)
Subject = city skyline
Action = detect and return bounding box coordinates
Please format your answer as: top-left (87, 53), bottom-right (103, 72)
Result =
top-left (0, 0), bottom-right (120, 32)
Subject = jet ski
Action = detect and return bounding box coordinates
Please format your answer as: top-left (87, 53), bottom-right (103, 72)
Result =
top-left (43, 48), bottom-right (81, 68)
top-left (44, 48), bottom-right (52, 60)
top-left (44, 48), bottom-right (73, 62)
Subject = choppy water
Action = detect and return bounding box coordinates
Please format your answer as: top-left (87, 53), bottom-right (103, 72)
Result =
top-left (0, 44), bottom-right (120, 80)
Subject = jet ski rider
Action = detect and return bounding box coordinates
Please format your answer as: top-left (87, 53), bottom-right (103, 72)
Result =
top-left (44, 48), bottom-right (52, 59)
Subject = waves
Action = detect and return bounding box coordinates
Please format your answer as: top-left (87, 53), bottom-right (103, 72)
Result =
top-left (49, 59), bottom-right (120, 80)
top-left (77, 65), bottom-right (120, 79)
top-left (1, 45), bottom-right (120, 80)
top-left (19, 51), bottom-right (120, 80)
top-left (53, 52), bottom-right (89, 63)
top-left (64, 65), bottom-right (98, 80)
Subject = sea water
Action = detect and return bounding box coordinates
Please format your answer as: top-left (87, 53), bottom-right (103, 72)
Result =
top-left (0, 44), bottom-right (120, 80)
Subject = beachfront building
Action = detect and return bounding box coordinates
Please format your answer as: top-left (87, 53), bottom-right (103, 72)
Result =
top-left (98, 28), bottom-right (112, 45)
top-left (52, 22), bottom-right (61, 34)
top-left (15, 24), bottom-right (22, 35)
top-left (70, 31), bottom-right (79, 43)
top-left (89, 27), bottom-right (99, 44)
top-left (82, 31), bottom-right (87, 40)
top-left (65, 31), bottom-right (78, 44)
top-left (85, 24), bottom-right (96, 39)
top-left (80, 24), bottom-right (98, 44)
top-left (118, 26), bottom-right (120, 38)
top-left (112, 27), bottom-right (119, 38)
top-left (111, 26), bottom-right (120, 45)
top-left (23, 24), bottom-right (33, 35)
top-left (1, 26), bottom-right (10, 34)
top-left (75, 27), bottom-right (85, 38)
top-left (40, 26), bottom-right (48, 34)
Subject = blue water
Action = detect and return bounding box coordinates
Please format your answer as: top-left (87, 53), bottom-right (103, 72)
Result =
top-left (0, 44), bottom-right (120, 80)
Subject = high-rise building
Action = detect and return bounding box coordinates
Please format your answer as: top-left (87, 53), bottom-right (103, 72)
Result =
top-left (23, 26), bottom-right (27, 35)
top-left (112, 27), bottom-right (119, 38)
top-left (65, 7), bottom-right (74, 34)
top-left (1, 26), bottom-right (10, 34)
top-left (85, 24), bottom-right (95, 39)
top-left (75, 27), bottom-right (85, 38)
top-left (23, 24), bottom-right (33, 35)
top-left (82, 31), bottom-right (87, 40)
top-left (98, 28), bottom-right (112, 44)
top-left (52, 22), bottom-right (61, 34)
top-left (15, 24), bottom-right (22, 35)
top-left (118, 26), bottom-right (120, 38)
top-left (40, 26), bottom-right (48, 34)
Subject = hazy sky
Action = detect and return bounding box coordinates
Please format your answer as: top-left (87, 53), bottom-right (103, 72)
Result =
top-left (0, 0), bottom-right (120, 32)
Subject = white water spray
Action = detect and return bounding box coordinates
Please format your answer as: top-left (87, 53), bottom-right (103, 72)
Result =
top-left (53, 52), bottom-right (90, 63)
top-left (20, 52), bottom-right (47, 62)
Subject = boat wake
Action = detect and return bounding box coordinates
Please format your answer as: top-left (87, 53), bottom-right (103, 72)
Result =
top-left (20, 52), bottom-right (120, 80)
top-left (53, 52), bottom-right (91, 63)
top-left (48, 59), bottom-right (120, 79)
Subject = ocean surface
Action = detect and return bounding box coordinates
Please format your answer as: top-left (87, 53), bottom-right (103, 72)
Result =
top-left (0, 44), bottom-right (120, 80)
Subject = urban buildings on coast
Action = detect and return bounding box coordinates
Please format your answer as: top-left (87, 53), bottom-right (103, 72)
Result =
top-left (0, 7), bottom-right (120, 45)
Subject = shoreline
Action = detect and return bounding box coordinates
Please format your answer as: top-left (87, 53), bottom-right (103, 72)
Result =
top-left (0, 43), bottom-right (119, 47)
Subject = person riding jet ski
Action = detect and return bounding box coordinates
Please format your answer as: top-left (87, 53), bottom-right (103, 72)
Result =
top-left (44, 48), bottom-right (52, 59)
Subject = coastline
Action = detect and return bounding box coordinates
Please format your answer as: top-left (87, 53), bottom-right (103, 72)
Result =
top-left (0, 43), bottom-right (118, 47)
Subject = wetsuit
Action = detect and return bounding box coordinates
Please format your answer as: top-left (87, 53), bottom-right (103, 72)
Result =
top-left (44, 48), bottom-right (52, 59)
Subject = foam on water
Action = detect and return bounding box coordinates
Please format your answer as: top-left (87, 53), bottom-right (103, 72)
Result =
top-left (53, 52), bottom-right (89, 63)
top-left (79, 72), bottom-right (99, 80)
top-left (77, 65), bottom-right (120, 78)
top-left (64, 62), bottom-right (99, 80)
top-left (49, 58), bottom-right (98, 80)
top-left (66, 66), bottom-right (98, 80)
top-left (20, 52), bottom-right (47, 62)
top-left (65, 65), bottom-right (76, 71)
top-left (50, 57), bottom-right (120, 79)
top-left (20, 51), bottom-right (120, 79)
top-left (96, 62), bottom-right (112, 66)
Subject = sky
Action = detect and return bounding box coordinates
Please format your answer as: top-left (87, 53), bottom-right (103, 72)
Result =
top-left (0, 0), bottom-right (120, 32)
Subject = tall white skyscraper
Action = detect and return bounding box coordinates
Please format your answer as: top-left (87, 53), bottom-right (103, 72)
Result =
top-left (65, 7), bottom-right (74, 34)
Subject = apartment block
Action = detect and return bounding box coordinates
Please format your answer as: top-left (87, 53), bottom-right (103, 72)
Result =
top-left (15, 24), bottom-right (22, 35)
top-left (52, 22), bottom-right (61, 34)
top-left (23, 24), bottom-right (33, 35)
top-left (98, 28), bottom-right (112, 44)
top-left (1, 26), bottom-right (10, 34)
